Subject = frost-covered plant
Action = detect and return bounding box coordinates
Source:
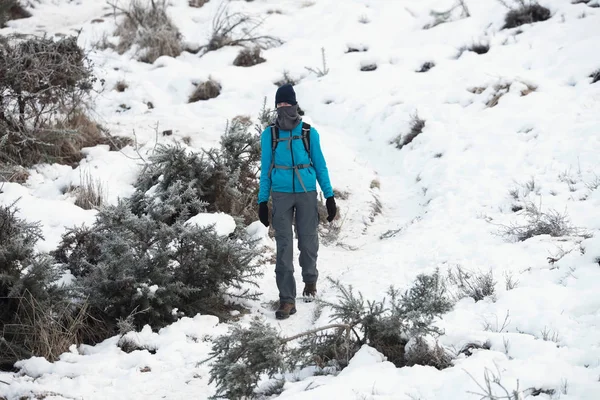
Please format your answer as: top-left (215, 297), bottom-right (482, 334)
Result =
top-left (55, 201), bottom-right (263, 331)
top-left (206, 318), bottom-right (286, 400)
top-left (499, 202), bottom-right (584, 241)
top-left (305, 47), bottom-right (330, 77)
top-left (129, 144), bottom-right (213, 224)
top-left (205, 270), bottom-right (454, 398)
top-left (392, 112), bottom-right (426, 149)
top-left (255, 97), bottom-right (275, 133)
top-left (130, 117), bottom-right (260, 225)
top-left (590, 68), bottom-right (600, 84)
top-left (447, 266), bottom-right (496, 302)
top-left (498, 0), bottom-right (551, 29)
top-left (108, 0), bottom-right (182, 63)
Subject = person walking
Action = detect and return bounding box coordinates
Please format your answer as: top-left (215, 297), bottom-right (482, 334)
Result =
top-left (257, 83), bottom-right (337, 320)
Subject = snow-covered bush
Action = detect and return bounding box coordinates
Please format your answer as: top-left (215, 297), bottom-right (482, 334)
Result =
top-left (392, 113), bottom-right (426, 149)
top-left (206, 271), bottom-right (453, 399)
top-left (55, 201), bottom-right (263, 332)
top-left (447, 266), bottom-right (496, 302)
top-left (0, 36), bottom-right (111, 169)
top-left (207, 318), bottom-right (285, 400)
top-left (0, 0), bottom-right (30, 28)
top-left (130, 116), bottom-right (260, 225)
top-left (189, 77), bottom-right (222, 102)
top-left (499, 0), bottom-right (551, 29)
top-left (233, 46), bottom-right (266, 67)
top-left (111, 0), bottom-right (182, 63)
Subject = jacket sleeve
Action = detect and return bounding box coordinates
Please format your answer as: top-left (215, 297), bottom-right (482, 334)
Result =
top-left (310, 127), bottom-right (334, 199)
top-left (258, 128), bottom-right (272, 204)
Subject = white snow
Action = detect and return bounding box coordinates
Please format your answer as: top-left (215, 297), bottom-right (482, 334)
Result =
top-left (186, 212), bottom-right (237, 236)
top-left (1, 0), bottom-right (600, 399)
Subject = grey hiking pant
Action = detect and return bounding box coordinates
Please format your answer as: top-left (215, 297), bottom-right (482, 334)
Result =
top-left (272, 191), bottom-right (319, 304)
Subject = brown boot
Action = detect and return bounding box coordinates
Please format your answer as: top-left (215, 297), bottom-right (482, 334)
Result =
top-left (275, 302), bottom-right (296, 320)
top-left (302, 282), bottom-right (317, 303)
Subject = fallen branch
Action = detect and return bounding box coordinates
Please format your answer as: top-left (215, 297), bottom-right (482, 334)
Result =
top-left (282, 323), bottom-right (351, 343)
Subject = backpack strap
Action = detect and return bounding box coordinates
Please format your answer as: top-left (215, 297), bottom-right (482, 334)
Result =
top-left (301, 122), bottom-right (311, 162)
top-left (269, 125), bottom-right (279, 177)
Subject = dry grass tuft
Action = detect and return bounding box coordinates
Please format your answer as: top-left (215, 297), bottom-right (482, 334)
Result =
top-left (109, 0), bottom-right (182, 63)
top-left (70, 170), bottom-right (106, 210)
top-left (189, 78), bottom-right (222, 103)
top-left (233, 46), bottom-right (266, 67)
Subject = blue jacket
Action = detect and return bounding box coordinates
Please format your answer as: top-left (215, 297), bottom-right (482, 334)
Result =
top-left (258, 121), bottom-right (333, 203)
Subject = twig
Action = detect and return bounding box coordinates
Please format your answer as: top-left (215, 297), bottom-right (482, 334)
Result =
top-left (281, 323), bottom-right (351, 343)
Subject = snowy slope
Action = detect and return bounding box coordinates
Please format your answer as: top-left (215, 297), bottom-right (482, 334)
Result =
top-left (2, 0), bottom-right (600, 398)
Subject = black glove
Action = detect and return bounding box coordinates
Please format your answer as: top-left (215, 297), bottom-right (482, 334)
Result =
top-left (326, 196), bottom-right (337, 222)
top-left (259, 202), bottom-right (269, 227)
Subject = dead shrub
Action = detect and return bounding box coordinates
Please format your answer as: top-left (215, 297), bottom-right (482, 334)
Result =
top-left (447, 265), bottom-right (496, 302)
top-left (189, 78), bottom-right (222, 102)
top-left (0, 0), bottom-right (31, 28)
top-left (233, 46), bottom-right (266, 67)
top-left (590, 68), bottom-right (600, 84)
top-left (405, 337), bottom-right (452, 370)
top-left (392, 112), bottom-right (426, 149)
top-left (499, 1), bottom-right (552, 29)
top-left (0, 164), bottom-right (30, 183)
top-left (109, 0), bottom-right (182, 63)
top-left (498, 202), bottom-right (588, 241)
top-left (200, 3), bottom-right (283, 55)
top-left (0, 36), bottom-right (131, 167)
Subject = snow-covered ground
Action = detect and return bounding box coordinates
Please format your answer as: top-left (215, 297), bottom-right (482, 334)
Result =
top-left (2, 0), bottom-right (600, 398)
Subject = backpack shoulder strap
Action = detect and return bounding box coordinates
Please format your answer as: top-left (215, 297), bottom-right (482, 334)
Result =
top-left (270, 124), bottom-right (279, 152)
top-left (301, 122), bottom-right (311, 157)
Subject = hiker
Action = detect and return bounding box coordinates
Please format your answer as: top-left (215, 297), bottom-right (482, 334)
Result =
top-left (257, 83), bottom-right (337, 320)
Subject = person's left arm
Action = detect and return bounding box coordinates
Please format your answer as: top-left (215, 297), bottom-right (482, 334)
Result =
top-left (310, 127), bottom-right (334, 198)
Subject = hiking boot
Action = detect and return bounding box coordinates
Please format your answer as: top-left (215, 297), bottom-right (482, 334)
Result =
top-left (275, 302), bottom-right (296, 320)
top-left (302, 282), bottom-right (317, 303)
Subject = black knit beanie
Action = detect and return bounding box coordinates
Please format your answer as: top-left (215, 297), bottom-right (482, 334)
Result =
top-left (275, 84), bottom-right (297, 106)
